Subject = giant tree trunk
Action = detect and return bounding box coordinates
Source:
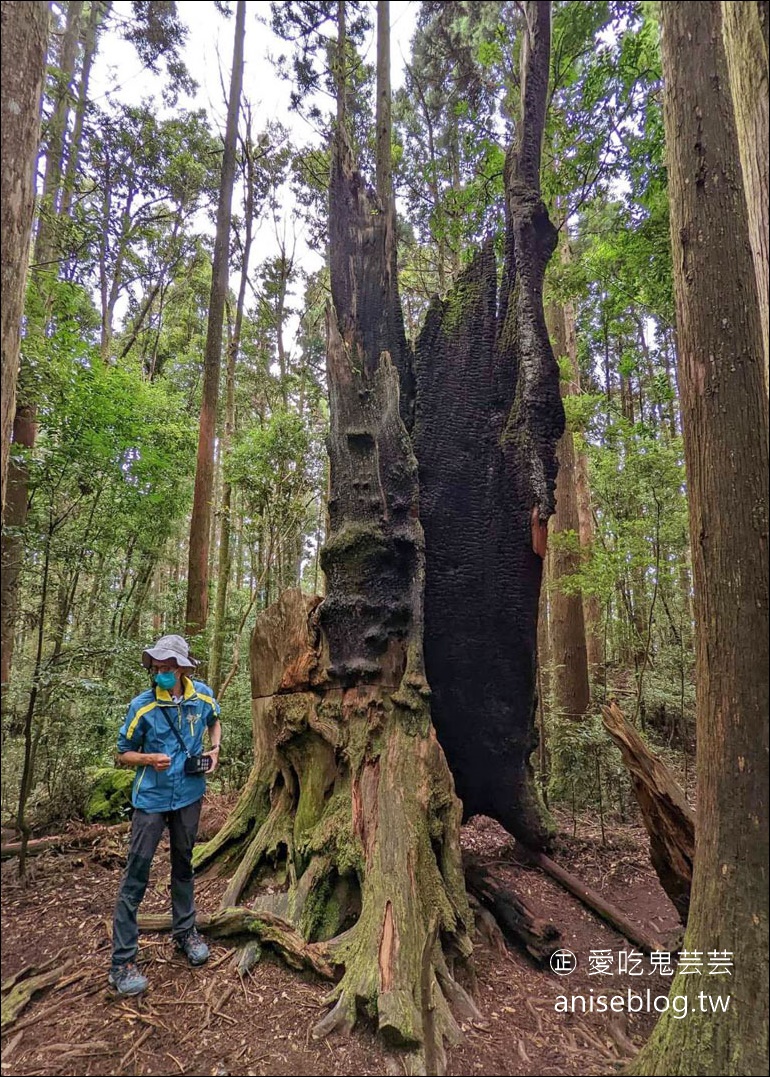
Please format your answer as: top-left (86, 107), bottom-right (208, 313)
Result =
top-left (199, 4), bottom-right (564, 1061)
top-left (629, 4), bottom-right (769, 1074)
top-left (0, 1), bottom-right (48, 519)
top-left (195, 125), bottom-right (474, 1068)
top-left (413, 1), bottom-right (563, 846)
top-left (185, 0), bottom-right (244, 636)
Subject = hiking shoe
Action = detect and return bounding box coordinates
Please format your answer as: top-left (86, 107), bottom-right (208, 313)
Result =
top-left (108, 962), bottom-right (148, 996)
top-left (176, 928), bottom-right (209, 966)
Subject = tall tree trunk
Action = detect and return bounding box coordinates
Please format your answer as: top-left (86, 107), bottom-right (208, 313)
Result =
top-left (36, 0), bottom-right (83, 256)
top-left (414, 0), bottom-right (563, 845)
top-left (1, 0), bottom-right (81, 694)
top-left (60, 0), bottom-right (110, 219)
top-left (721, 1), bottom-right (769, 386)
top-left (376, 1), bottom-right (392, 209)
top-left (556, 237), bottom-right (603, 674)
top-left (210, 130), bottom-right (257, 696)
top-left (185, 0), bottom-right (245, 636)
top-left (547, 298), bottom-right (590, 721)
top-left (629, 4), bottom-right (768, 1073)
top-left (0, 1), bottom-right (49, 518)
top-left (575, 450), bottom-right (602, 672)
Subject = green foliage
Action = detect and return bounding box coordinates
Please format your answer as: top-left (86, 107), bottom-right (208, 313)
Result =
top-left (4, 0), bottom-right (697, 846)
top-left (547, 714), bottom-right (629, 816)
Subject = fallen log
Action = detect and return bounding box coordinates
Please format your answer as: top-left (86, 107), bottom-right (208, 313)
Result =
top-left (1, 823), bottom-right (130, 860)
top-left (463, 854), bottom-right (560, 963)
top-left (601, 701), bottom-right (694, 922)
top-left (520, 849), bottom-right (667, 954)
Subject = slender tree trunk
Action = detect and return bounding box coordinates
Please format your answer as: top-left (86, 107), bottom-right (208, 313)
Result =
top-left (547, 298), bottom-right (590, 721)
top-left (37, 0), bottom-right (83, 254)
top-left (376, 1), bottom-right (392, 208)
top-left (0, 1), bottom-right (49, 517)
top-left (210, 132), bottom-right (257, 696)
top-left (336, 0), bottom-right (346, 128)
top-left (16, 510), bottom-right (54, 879)
top-left (721, 1), bottom-right (769, 386)
top-left (537, 551), bottom-right (552, 793)
top-left (629, 5), bottom-right (769, 1073)
top-left (60, 0), bottom-right (110, 219)
top-left (185, 0), bottom-right (245, 636)
top-left (555, 239), bottom-right (602, 674)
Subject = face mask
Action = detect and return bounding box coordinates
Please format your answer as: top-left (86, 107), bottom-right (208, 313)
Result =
top-left (154, 671), bottom-right (177, 690)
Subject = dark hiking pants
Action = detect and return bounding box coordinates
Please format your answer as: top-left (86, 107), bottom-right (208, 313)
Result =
top-left (111, 800), bottom-right (202, 968)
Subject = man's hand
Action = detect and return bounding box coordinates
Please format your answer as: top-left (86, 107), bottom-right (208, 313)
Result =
top-left (202, 746), bottom-right (220, 775)
top-left (148, 753), bottom-right (171, 771)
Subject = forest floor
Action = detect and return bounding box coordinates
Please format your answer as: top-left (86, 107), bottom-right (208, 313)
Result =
top-left (1, 795), bottom-right (682, 1077)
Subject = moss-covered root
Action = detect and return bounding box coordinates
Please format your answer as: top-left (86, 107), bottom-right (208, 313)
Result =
top-left (193, 768), bottom-right (271, 873)
top-left (138, 907), bottom-right (337, 980)
top-left (310, 712), bottom-right (474, 1073)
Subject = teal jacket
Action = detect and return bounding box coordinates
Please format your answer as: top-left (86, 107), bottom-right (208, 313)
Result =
top-left (117, 677), bottom-right (221, 812)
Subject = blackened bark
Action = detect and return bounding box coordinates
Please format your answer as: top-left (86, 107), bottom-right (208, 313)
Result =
top-left (322, 128), bottom-right (423, 683)
top-left (414, 2), bottom-right (563, 848)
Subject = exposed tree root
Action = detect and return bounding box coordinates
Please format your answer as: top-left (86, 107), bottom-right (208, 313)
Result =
top-left (184, 591), bottom-right (476, 1073)
top-left (137, 906), bottom-right (338, 979)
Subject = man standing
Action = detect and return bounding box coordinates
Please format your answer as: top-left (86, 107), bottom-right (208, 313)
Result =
top-left (109, 634), bottom-right (222, 996)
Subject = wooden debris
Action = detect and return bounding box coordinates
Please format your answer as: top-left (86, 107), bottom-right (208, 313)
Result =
top-left (601, 701), bottom-right (694, 922)
top-left (233, 941), bottom-right (262, 975)
top-left (464, 854), bottom-right (561, 963)
top-left (1, 960), bottom-right (74, 1031)
top-left (118, 1025), bottom-right (153, 1069)
top-left (520, 849), bottom-right (666, 953)
top-left (1, 823), bottom-right (129, 860)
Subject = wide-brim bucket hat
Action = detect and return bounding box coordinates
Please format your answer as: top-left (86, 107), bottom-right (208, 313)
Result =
top-left (141, 634), bottom-right (198, 669)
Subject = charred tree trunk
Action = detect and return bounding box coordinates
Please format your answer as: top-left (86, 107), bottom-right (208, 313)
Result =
top-left (195, 17), bottom-right (475, 1060)
top-left (629, 4), bottom-right (769, 1074)
top-left (196, 133), bottom-right (475, 1057)
top-left (201, 4), bottom-right (565, 1061)
top-left (413, 1), bottom-right (563, 846)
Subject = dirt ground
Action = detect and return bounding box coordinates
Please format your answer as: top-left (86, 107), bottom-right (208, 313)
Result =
top-left (1, 796), bottom-right (681, 1077)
